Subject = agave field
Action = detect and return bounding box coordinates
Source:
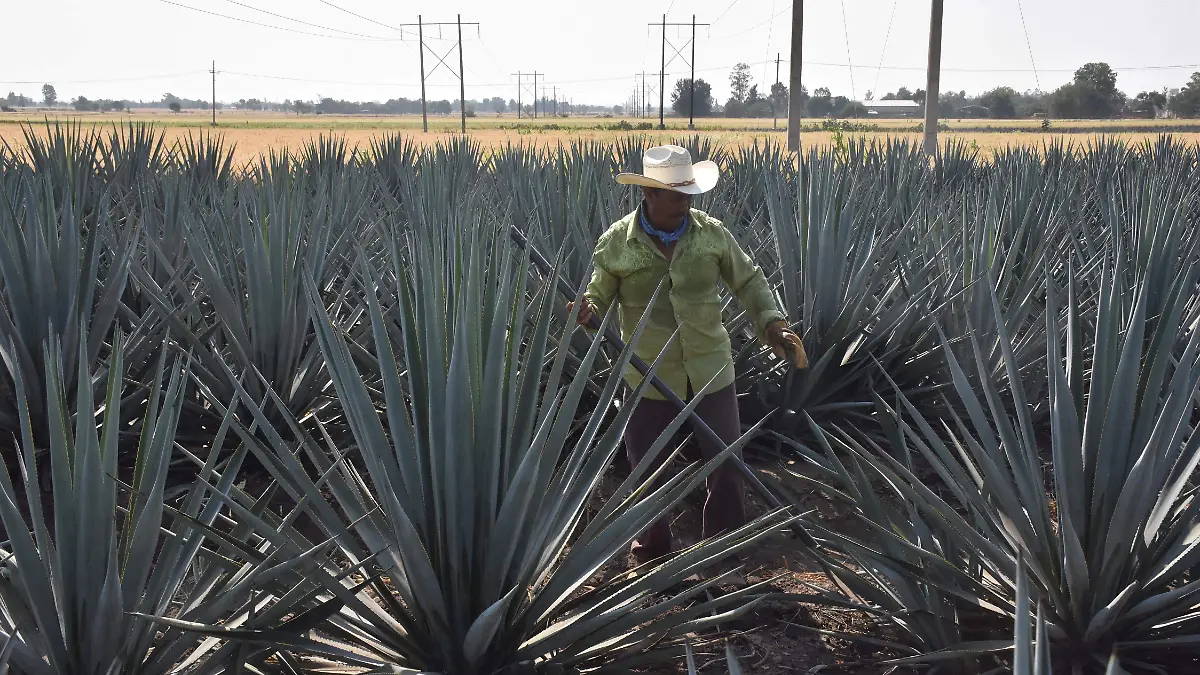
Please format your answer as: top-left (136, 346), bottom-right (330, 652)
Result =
top-left (1, 122), bottom-right (1200, 674)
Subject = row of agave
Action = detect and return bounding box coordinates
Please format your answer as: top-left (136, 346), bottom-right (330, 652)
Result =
top-left (0, 122), bottom-right (1198, 673)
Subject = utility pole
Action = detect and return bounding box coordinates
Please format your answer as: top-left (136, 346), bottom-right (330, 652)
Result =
top-left (552, 86), bottom-right (558, 117)
top-left (774, 53), bottom-right (780, 130)
top-left (457, 14), bottom-right (466, 133)
top-left (787, 0), bottom-right (804, 152)
top-left (210, 60), bottom-right (217, 126)
top-left (404, 15), bottom-right (479, 133)
top-left (515, 71), bottom-right (521, 119)
top-left (649, 15), bottom-right (709, 129)
top-left (419, 16), bottom-right (428, 132)
top-left (689, 14), bottom-right (696, 129)
top-left (534, 72), bottom-right (540, 118)
top-left (659, 15), bottom-right (665, 128)
top-left (922, 0), bottom-right (944, 157)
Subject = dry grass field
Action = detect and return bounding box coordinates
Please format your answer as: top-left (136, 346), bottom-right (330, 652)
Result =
top-left (3, 108), bottom-right (1198, 164)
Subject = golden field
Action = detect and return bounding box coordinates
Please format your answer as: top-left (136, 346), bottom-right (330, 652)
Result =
top-left (2, 108), bottom-right (1198, 164)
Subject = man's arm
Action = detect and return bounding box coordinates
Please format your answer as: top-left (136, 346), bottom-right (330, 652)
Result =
top-left (718, 226), bottom-right (786, 340)
top-left (574, 239), bottom-right (618, 326)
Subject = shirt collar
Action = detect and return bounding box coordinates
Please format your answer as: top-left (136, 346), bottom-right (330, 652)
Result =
top-left (626, 204), bottom-right (702, 242)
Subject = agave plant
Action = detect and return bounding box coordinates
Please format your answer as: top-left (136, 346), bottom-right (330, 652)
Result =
top-left (134, 161), bottom-right (368, 426)
top-left (737, 142), bottom-right (946, 442)
top-left (786, 246), bottom-right (1200, 672)
top-left (152, 209), bottom-right (793, 673)
top-left (0, 170), bottom-right (137, 439)
top-left (0, 330), bottom-right (256, 674)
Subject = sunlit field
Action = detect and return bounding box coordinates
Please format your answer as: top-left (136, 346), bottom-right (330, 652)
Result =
top-left (2, 108), bottom-right (1197, 164)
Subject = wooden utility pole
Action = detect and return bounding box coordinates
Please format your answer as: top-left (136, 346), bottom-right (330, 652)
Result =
top-left (787, 1), bottom-right (804, 152)
top-left (515, 71), bottom-right (521, 119)
top-left (419, 16), bottom-right (428, 132)
top-left (533, 72), bottom-right (540, 118)
top-left (659, 14), bottom-right (666, 129)
top-left (774, 53), bottom-right (780, 130)
top-left (210, 60), bottom-right (217, 126)
top-left (688, 14), bottom-right (696, 129)
top-left (922, 0), bottom-right (944, 157)
top-left (552, 86), bottom-right (558, 117)
top-left (457, 14), bottom-right (466, 133)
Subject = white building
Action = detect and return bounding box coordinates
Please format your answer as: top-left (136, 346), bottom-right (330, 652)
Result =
top-left (862, 100), bottom-right (923, 117)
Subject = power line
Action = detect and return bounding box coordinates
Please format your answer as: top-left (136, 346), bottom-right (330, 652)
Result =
top-left (762, 0), bottom-right (777, 96)
top-left (712, 0), bottom-right (741, 25)
top-left (316, 0), bottom-right (406, 34)
top-left (0, 71), bottom-right (208, 85)
top-left (219, 0), bottom-right (398, 40)
top-left (711, 3), bottom-right (791, 40)
top-left (839, 0), bottom-right (856, 99)
top-left (872, 0), bottom-right (899, 98)
top-left (1015, 0), bottom-right (1041, 90)
top-left (158, 0), bottom-right (398, 41)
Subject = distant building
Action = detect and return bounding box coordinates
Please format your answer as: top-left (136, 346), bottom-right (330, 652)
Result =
top-left (861, 100), bottom-right (923, 117)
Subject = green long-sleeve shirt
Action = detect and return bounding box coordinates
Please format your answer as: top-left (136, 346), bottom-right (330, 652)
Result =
top-left (585, 207), bottom-right (786, 400)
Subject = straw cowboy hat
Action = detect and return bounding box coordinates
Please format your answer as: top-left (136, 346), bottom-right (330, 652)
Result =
top-left (615, 145), bottom-right (719, 195)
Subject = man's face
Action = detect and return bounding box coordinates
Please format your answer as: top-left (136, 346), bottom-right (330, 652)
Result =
top-left (643, 187), bottom-right (693, 229)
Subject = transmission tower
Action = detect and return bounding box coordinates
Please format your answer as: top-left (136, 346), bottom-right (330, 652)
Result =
top-left (391, 15), bottom-right (479, 133)
top-left (649, 14), bottom-right (709, 129)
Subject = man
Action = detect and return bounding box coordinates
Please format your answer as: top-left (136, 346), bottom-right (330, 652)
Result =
top-left (569, 145), bottom-right (802, 564)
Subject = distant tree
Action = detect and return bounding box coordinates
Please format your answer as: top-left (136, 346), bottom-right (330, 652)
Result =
top-left (863, 90), bottom-right (874, 101)
top-left (671, 78), bottom-right (715, 117)
top-left (841, 101), bottom-right (868, 118)
top-left (723, 98), bottom-right (746, 118)
top-left (747, 84), bottom-right (762, 104)
top-left (491, 97), bottom-right (507, 114)
top-left (612, 104), bottom-right (624, 115)
top-left (1132, 90), bottom-right (1167, 118)
top-left (769, 82), bottom-right (790, 115)
top-left (729, 63), bottom-right (753, 103)
top-left (168, 101), bottom-right (182, 113)
top-left (913, 88), bottom-right (926, 104)
top-left (1052, 62), bottom-right (1125, 118)
top-left (432, 100), bottom-right (452, 115)
top-left (1168, 72), bottom-right (1200, 117)
top-left (807, 87), bottom-right (834, 117)
top-left (42, 84), bottom-right (57, 106)
top-left (293, 99), bottom-right (312, 114)
top-left (5, 91), bottom-right (34, 107)
top-left (72, 96), bottom-right (94, 111)
top-left (980, 86), bottom-right (1018, 118)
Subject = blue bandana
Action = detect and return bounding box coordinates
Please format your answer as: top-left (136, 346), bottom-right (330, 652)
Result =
top-left (639, 205), bottom-right (689, 246)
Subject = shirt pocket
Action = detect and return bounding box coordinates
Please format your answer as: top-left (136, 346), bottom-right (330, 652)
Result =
top-left (618, 265), bottom-right (667, 306)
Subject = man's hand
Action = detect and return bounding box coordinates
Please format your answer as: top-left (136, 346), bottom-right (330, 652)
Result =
top-left (766, 321), bottom-right (807, 369)
top-left (567, 297), bottom-right (595, 327)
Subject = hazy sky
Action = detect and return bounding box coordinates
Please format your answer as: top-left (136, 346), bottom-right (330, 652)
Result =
top-left (4, 0), bottom-right (1197, 106)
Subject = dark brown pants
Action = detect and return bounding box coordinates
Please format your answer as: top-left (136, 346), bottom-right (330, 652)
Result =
top-left (624, 384), bottom-right (748, 560)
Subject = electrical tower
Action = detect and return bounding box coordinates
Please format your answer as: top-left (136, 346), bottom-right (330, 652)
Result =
top-left (397, 15), bottom-right (479, 133)
top-left (512, 72), bottom-right (542, 119)
top-left (635, 73), bottom-right (660, 119)
top-left (649, 15), bottom-right (709, 130)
